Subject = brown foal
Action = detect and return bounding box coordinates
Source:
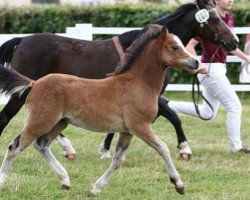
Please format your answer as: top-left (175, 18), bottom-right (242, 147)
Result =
top-left (0, 25), bottom-right (199, 196)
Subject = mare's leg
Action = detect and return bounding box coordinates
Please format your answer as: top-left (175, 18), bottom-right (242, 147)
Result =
top-left (33, 121), bottom-right (70, 190)
top-left (56, 133), bottom-right (76, 160)
top-left (98, 133), bottom-right (115, 159)
top-left (157, 97), bottom-right (191, 161)
top-left (91, 133), bottom-right (133, 196)
top-left (0, 94), bottom-right (25, 136)
top-left (133, 124), bottom-right (184, 195)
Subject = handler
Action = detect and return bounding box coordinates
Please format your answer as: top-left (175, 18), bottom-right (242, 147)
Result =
top-left (168, 0), bottom-right (250, 153)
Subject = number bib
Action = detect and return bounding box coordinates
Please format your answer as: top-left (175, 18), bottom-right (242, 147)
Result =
top-left (195, 9), bottom-right (210, 23)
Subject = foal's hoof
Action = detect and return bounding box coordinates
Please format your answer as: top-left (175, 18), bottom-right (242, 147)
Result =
top-left (90, 188), bottom-right (101, 197)
top-left (175, 187), bottom-right (185, 195)
top-left (65, 154), bottom-right (76, 160)
top-left (62, 184), bottom-right (70, 191)
top-left (180, 153), bottom-right (191, 161)
top-left (90, 190), bottom-right (98, 197)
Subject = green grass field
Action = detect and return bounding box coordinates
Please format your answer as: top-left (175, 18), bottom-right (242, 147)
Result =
top-left (0, 91), bottom-right (249, 200)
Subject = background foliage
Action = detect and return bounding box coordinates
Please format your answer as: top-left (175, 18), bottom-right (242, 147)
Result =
top-left (0, 3), bottom-right (249, 84)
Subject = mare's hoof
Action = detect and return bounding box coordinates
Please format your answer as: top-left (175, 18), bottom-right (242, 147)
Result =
top-left (65, 154), bottom-right (76, 160)
top-left (180, 153), bottom-right (191, 161)
top-left (62, 184), bottom-right (70, 191)
top-left (175, 187), bottom-right (185, 195)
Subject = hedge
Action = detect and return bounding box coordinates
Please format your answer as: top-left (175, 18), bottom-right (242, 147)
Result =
top-left (0, 3), bottom-right (249, 84)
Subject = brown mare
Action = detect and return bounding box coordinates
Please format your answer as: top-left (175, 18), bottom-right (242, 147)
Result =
top-left (0, 0), bottom-right (238, 160)
top-left (0, 25), bottom-right (199, 195)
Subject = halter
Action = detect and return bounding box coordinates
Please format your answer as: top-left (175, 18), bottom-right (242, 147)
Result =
top-left (195, 4), bottom-right (231, 44)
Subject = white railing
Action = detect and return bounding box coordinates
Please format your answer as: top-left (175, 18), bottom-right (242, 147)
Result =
top-left (0, 24), bottom-right (249, 104)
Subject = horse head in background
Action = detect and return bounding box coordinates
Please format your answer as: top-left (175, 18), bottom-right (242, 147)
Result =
top-left (152, 0), bottom-right (238, 50)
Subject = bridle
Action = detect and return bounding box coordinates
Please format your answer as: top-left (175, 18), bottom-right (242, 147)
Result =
top-left (195, 4), bottom-right (231, 45)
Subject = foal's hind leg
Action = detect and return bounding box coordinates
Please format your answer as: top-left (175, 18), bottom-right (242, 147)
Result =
top-left (158, 97), bottom-right (192, 161)
top-left (91, 133), bottom-right (133, 196)
top-left (0, 131), bottom-right (37, 189)
top-left (56, 133), bottom-right (76, 160)
top-left (133, 125), bottom-right (184, 195)
top-left (33, 121), bottom-right (70, 190)
top-left (98, 133), bottom-right (114, 159)
top-left (0, 135), bottom-right (22, 188)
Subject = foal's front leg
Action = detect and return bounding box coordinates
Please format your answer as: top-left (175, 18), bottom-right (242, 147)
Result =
top-left (91, 133), bottom-right (133, 196)
top-left (133, 125), bottom-right (185, 194)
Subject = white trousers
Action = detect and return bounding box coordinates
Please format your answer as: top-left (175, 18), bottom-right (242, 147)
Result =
top-left (168, 63), bottom-right (242, 152)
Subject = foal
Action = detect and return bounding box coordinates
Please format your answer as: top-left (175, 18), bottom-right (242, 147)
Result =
top-left (0, 25), bottom-right (198, 195)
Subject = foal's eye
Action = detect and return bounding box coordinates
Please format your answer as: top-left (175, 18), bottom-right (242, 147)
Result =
top-left (172, 45), bottom-right (179, 52)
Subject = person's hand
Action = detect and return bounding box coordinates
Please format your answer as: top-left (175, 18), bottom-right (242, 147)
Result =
top-left (197, 63), bottom-right (208, 74)
top-left (247, 55), bottom-right (250, 63)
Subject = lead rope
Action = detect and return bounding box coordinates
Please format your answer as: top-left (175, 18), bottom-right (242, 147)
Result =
top-left (192, 46), bottom-right (221, 120)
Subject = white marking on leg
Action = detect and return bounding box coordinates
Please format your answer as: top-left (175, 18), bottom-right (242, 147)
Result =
top-left (91, 148), bottom-right (125, 196)
top-left (91, 133), bottom-right (132, 196)
top-left (0, 141), bottom-right (22, 189)
top-left (138, 128), bottom-right (184, 190)
top-left (98, 140), bottom-right (111, 159)
top-left (155, 139), bottom-right (183, 188)
top-left (33, 141), bottom-right (70, 188)
top-left (179, 141), bottom-right (192, 155)
top-left (56, 135), bottom-right (76, 157)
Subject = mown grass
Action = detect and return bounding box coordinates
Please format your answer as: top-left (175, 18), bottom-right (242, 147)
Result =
top-left (0, 91), bottom-right (249, 200)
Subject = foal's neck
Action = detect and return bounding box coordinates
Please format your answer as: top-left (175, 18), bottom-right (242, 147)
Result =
top-left (127, 39), bottom-right (165, 96)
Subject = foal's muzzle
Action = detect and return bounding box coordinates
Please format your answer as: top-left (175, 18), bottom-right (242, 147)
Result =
top-left (182, 58), bottom-right (199, 72)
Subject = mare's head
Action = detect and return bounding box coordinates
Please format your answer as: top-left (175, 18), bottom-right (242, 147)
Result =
top-left (153, 0), bottom-right (238, 51)
top-left (160, 26), bottom-right (199, 72)
top-left (194, 0), bottom-right (238, 51)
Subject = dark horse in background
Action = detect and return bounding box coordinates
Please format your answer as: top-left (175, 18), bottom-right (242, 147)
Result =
top-left (0, 0), bottom-right (238, 160)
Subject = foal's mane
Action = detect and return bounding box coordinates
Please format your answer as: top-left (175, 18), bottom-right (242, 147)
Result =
top-left (112, 25), bottom-right (163, 76)
top-left (118, 3), bottom-right (196, 47)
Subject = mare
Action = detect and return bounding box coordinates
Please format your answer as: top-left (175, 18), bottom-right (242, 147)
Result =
top-left (0, 25), bottom-right (199, 195)
top-left (0, 0), bottom-right (238, 160)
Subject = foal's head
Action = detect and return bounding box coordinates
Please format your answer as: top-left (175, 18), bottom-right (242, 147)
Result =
top-left (111, 24), bottom-right (199, 75)
top-left (160, 27), bottom-right (199, 72)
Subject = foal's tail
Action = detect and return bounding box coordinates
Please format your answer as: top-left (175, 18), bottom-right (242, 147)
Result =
top-left (0, 64), bottom-right (33, 97)
top-left (0, 37), bottom-right (22, 65)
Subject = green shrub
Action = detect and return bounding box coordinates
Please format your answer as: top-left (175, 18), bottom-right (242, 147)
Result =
top-left (0, 3), bottom-right (249, 84)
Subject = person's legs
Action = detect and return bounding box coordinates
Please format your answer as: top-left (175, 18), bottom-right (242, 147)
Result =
top-left (168, 88), bottom-right (220, 119)
top-left (205, 72), bottom-right (242, 151)
top-left (169, 63), bottom-right (248, 152)
top-left (168, 63), bottom-right (222, 120)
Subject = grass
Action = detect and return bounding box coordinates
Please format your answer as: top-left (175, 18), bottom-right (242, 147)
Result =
top-left (0, 91), bottom-right (249, 200)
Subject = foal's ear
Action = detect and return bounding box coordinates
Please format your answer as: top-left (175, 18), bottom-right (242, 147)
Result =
top-left (160, 26), bottom-right (168, 38)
